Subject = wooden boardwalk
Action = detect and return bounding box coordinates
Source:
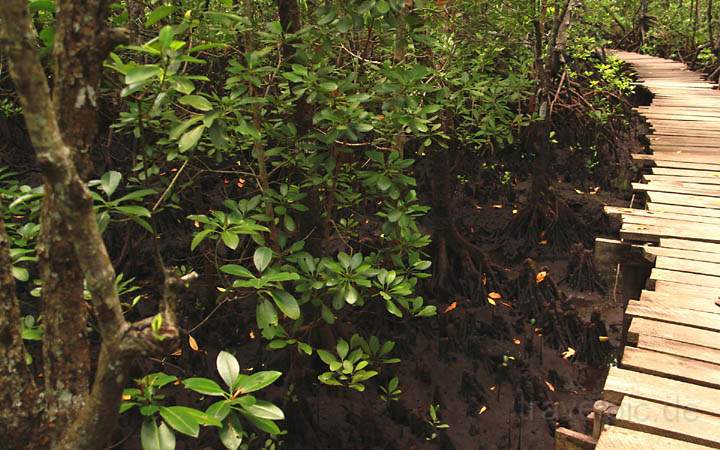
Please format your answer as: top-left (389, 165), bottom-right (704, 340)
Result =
top-left (593, 51), bottom-right (720, 449)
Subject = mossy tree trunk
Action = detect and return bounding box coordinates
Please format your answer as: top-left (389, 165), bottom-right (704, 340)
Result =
top-left (0, 2), bottom-right (194, 449)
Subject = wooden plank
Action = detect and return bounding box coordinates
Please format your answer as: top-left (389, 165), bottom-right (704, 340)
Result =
top-left (619, 211), bottom-right (720, 228)
top-left (628, 317), bottom-right (720, 350)
top-left (621, 346), bottom-right (720, 389)
top-left (655, 256), bottom-right (720, 278)
top-left (647, 202), bottom-right (720, 218)
top-left (643, 244), bottom-right (720, 263)
top-left (602, 367), bottom-right (720, 416)
top-left (660, 237), bottom-right (720, 253)
top-left (635, 334), bottom-right (720, 365)
top-left (644, 174), bottom-right (720, 185)
top-left (620, 223), bottom-right (720, 243)
top-left (626, 298), bottom-right (720, 331)
top-left (606, 206), bottom-right (720, 225)
top-left (650, 268), bottom-right (720, 289)
top-left (614, 397), bottom-right (720, 448)
top-left (632, 154), bottom-right (720, 170)
top-left (651, 167), bottom-right (720, 178)
top-left (639, 289), bottom-right (720, 314)
top-left (654, 280), bottom-right (720, 298)
top-left (555, 428), bottom-right (597, 450)
top-left (648, 191), bottom-right (720, 209)
top-left (596, 426), bottom-right (713, 450)
top-left (634, 152), bottom-right (720, 166)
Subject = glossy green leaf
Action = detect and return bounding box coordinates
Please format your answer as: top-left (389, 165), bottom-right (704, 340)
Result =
top-left (183, 377), bottom-right (226, 396)
top-left (235, 371), bottom-right (281, 394)
top-left (216, 351), bottom-right (240, 390)
top-left (141, 419), bottom-right (175, 450)
top-left (253, 246), bottom-right (272, 272)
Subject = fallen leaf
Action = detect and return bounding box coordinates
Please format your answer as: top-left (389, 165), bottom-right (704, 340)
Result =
top-left (512, 209), bottom-right (518, 214)
top-left (539, 240), bottom-right (548, 246)
top-left (490, 385), bottom-right (496, 391)
top-left (444, 302), bottom-right (458, 314)
top-left (561, 347), bottom-right (576, 359)
top-left (249, 330), bottom-right (256, 339)
top-left (598, 336), bottom-right (609, 342)
top-left (489, 292), bottom-right (502, 300)
top-left (536, 271), bottom-right (547, 284)
top-left (188, 335), bottom-right (200, 351)
top-left (492, 204), bottom-right (503, 209)
top-left (487, 297), bottom-right (497, 306)
top-left (513, 338), bottom-right (521, 345)
top-left (544, 381), bottom-right (556, 392)
top-left (574, 189), bottom-right (584, 195)
top-left (479, 406), bottom-right (488, 415)
top-left (171, 348), bottom-right (182, 357)
top-left (122, 394), bottom-right (132, 401)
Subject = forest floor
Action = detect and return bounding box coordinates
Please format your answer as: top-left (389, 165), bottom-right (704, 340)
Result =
top-left (125, 123), bottom-right (646, 449)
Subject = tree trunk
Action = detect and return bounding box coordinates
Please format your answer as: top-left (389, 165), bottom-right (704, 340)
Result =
top-left (39, 0), bottom-right (127, 438)
top-left (0, 216), bottom-right (43, 448)
top-left (1, 2), bottom-right (188, 449)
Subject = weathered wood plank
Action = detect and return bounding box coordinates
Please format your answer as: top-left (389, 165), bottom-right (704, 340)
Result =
top-left (659, 238), bottom-right (720, 253)
top-left (596, 426), bottom-right (713, 450)
top-left (602, 367), bottom-right (720, 416)
top-left (635, 334), bottom-right (720, 365)
top-left (628, 317), bottom-right (720, 350)
top-left (627, 298), bottom-right (720, 331)
top-left (606, 206), bottom-right (720, 225)
top-left (643, 244), bottom-right (720, 263)
top-left (639, 289), bottom-right (720, 314)
top-left (621, 346), bottom-right (720, 389)
top-left (614, 397), bottom-right (720, 448)
top-left (655, 256), bottom-right (720, 278)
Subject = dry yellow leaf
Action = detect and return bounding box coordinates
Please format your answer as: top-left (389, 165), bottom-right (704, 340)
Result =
top-left (479, 406), bottom-right (488, 415)
top-left (512, 338), bottom-right (521, 345)
top-left (599, 336), bottom-right (609, 342)
top-left (444, 301), bottom-right (458, 313)
top-left (561, 347), bottom-right (576, 359)
top-left (536, 271), bottom-right (547, 284)
top-left (544, 381), bottom-right (556, 392)
top-left (188, 335), bottom-right (200, 352)
top-left (122, 394), bottom-right (132, 401)
top-left (488, 292), bottom-right (502, 300)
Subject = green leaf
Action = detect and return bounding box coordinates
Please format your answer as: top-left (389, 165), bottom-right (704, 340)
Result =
top-left (29, 1), bottom-right (55, 13)
top-left (256, 299), bottom-right (278, 329)
top-left (241, 399), bottom-right (284, 420)
top-left (158, 25), bottom-right (174, 49)
top-left (141, 419), bottom-right (176, 450)
top-left (126, 65), bottom-right (162, 85)
top-left (385, 299), bottom-right (403, 318)
top-left (12, 266), bottom-right (29, 282)
top-left (317, 349), bottom-right (337, 366)
top-left (319, 81), bottom-right (338, 92)
top-left (241, 413), bottom-right (282, 435)
top-left (178, 95), bottom-right (213, 112)
top-left (253, 246), bottom-right (272, 272)
top-left (146, 5), bottom-right (174, 26)
top-left (206, 401), bottom-right (232, 422)
top-left (183, 378), bottom-right (226, 396)
top-left (191, 229), bottom-right (214, 251)
top-left (178, 125), bottom-right (205, 152)
top-left (376, 0), bottom-right (389, 13)
top-left (221, 231), bottom-right (239, 250)
top-left (219, 415), bottom-right (243, 450)
top-left (336, 339), bottom-right (349, 360)
top-left (158, 407), bottom-right (203, 437)
top-left (220, 264), bottom-right (254, 277)
top-left (235, 371), bottom-right (282, 394)
top-left (116, 205), bottom-right (152, 218)
top-left (216, 351), bottom-right (240, 390)
top-left (100, 171), bottom-right (122, 197)
top-left (270, 290), bottom-right (300, 320)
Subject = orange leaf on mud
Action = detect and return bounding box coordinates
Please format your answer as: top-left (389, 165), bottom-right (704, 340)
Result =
top-left (188, 335), bottom-right (200, 351)
top-left (488, 292), bottom-right (502, 300)
top-left (444, 302), bottom-right (458, 313)
top-left (478, 406), bottom-right (487, 415)
top-left (544, 381), bottom-right (556, 392)
top-left (535, 271), bottom-right (547, 284)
